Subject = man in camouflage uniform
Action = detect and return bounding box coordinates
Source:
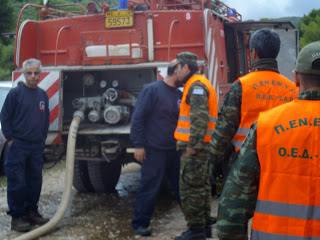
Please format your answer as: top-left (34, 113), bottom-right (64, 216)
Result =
top-left (217, 41), bottom-right (320, 240)
top-left (207, 29), bottom-right (298, 189)
top-left (174, 52), bottom-right (218, 240)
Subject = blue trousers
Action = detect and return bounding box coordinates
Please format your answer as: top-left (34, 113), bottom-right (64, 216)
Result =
top-left (4, 138), bottom-right (45, 217)
top-left (132, 147), bottom-right (181, 229)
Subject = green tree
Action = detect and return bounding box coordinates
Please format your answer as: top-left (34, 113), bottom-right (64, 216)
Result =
top-left (0, 0), bottom-right (15, 80)
top-left (0, 0), bottom-right (14, 44)
top-left (0, 42), bottom-right (15, 80)
top-left (299, 9), bottom-right (320, 50)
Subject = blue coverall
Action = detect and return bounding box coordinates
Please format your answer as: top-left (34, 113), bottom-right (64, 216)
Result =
top-left (130, 80), bottom-right (182, 229)
top-left (1, 83), bottom-right (49, 217)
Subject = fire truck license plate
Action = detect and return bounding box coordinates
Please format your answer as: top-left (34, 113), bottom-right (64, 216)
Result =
top-left (105, 10), bottom-right (133, 28)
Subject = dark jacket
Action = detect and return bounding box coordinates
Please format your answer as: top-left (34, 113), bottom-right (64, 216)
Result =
top-left (130, 80), bottom-right (182, 150)
top-left (1, 83), bottom-right (49, 143)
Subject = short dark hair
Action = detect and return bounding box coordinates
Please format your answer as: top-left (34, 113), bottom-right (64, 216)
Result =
top-left (179, 61), bottom-right (199, 75)
top-left (167, 64), bottom-right (176, 76)
top-left (299, 59), bottom-right (320, 86)
top-left (312, 58), bottom-right (320, 71)
top-left (300, 74), bottom-right (320, 87)
top-left (249, 28), bottom-right (280, 59)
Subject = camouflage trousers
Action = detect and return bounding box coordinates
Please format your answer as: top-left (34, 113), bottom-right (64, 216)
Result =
top-left (180, 149), bottom-right (214, 228)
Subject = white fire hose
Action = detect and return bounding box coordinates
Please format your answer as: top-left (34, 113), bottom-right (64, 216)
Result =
top-left (14, 111), bottom-right (84, 240)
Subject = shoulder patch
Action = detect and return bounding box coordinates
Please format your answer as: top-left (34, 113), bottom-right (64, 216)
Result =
top-left (192, 87), bottom-right (204, 95)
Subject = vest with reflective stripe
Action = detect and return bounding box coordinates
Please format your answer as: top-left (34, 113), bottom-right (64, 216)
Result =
top-left (174, 74), bottom-right (218, 142)
top-left (231, 71), bottom-right (298, 151)
top-left (252, 100), bottom-right (320, 240)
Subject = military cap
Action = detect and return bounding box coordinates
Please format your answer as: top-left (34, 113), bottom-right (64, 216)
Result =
top-left (176, 52), bottom-right (198, 65)
top-left (295, 41), bottom-right (320, 76)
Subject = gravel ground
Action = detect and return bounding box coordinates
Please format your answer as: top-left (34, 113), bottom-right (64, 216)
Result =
top-left (0, 160), bottom-right (220, 240)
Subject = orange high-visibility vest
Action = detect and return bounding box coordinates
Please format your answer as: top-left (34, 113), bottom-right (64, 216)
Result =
top-left (174, 74), bottom-right (218, 142)
top-left (231, 71), bottom-right (298, 151)
top-left (252, 99), bottom-right (320, 240)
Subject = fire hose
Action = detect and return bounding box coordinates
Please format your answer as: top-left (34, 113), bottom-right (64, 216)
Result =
top-left (14, 110), bottom-right (84, 240)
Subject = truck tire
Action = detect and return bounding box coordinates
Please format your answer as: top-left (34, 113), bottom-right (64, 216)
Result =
top-left (73, 160), bottom-right (95, 192)
top-left (87, 160), bottom-right (121, 193)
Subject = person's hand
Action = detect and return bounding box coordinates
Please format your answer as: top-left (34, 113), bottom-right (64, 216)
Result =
top-left (134, 148), bottom-right (146, 163)
top-left (8, 140), bottom-right (13, 147)
top-left (186, 147), bottom-right (196, 155)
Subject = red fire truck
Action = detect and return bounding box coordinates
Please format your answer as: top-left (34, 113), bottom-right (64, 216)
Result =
top-left (13, 0), bottom-right (298, 193)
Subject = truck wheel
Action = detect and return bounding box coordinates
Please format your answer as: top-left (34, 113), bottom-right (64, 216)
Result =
top-left (73, 160), bottom-right (95, 192)
top-left (87, 160), bottom-right (121, 193)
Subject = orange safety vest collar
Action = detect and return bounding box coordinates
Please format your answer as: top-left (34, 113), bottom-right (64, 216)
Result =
top-left (174, 74), bottom-right (218, 142)
top-left (231, 71), bottom-right (298, 152)
top-left (252, 100), bottom-right (320, 240)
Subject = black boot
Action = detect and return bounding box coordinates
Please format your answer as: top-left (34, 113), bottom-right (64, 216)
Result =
top-left (174, 228), bottom-right (206, 240)
top-left (205, 217), bottom-right (217, 238)
top-left (11, 216), bottom-right (31, 232)
top-left (133, 226), bottom-right (152, 236)
top-left (25, 210), bottom-right (49, 225)
top-left (205, 225), bottom-right (212, 238)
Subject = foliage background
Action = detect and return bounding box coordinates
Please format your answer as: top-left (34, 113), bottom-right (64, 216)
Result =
top-left (298, 9), bottom-right (320, 49)
top-left (0, 0), bottom-right (319, 80)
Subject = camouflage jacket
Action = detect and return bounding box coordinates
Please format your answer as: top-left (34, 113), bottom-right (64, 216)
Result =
top-left (177, 80), bottom-right (210, 150)
top-left (207, 59), bottom-right (280, 166)
top-left (216, 91), bottom-right (320, 240)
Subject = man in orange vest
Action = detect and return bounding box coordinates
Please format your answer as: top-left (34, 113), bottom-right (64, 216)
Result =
top-left (174, 52), bottom-right (218, 240)
top-left (208, 28), bottom-right (298, 190)
top-left (217, 41), bottom-right (320, 240)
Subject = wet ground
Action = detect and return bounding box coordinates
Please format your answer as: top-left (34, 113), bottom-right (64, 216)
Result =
top-left (0, 160), bottom-right (219, 240)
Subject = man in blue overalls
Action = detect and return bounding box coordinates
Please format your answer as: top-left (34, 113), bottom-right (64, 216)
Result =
top-left (130, 60), bottom-right (182, 236)
top-left (1, 58), bottom-right (50, 232)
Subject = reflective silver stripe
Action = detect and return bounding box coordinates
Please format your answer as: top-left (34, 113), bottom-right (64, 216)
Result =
top-left (206, 129), bottom-right (214, 135)
top-left (231, 139), bottom-right (243, 149)
top-left (179, 116), bottom-right (217, 123)
top-left (179, 116), bottom-right (190, 121)
top-left (176, 128), bottom-right (214, 136)
top-left (176, 127), bottom-right (190, 134)
top-left (236, 127), bottom-right (250, 136)
top-left (251, 229), bottom-right (320, 240)
top-left (210, 117), bottom-right (217, 122)
top-left (255, 200), bottom-right (320, 220)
